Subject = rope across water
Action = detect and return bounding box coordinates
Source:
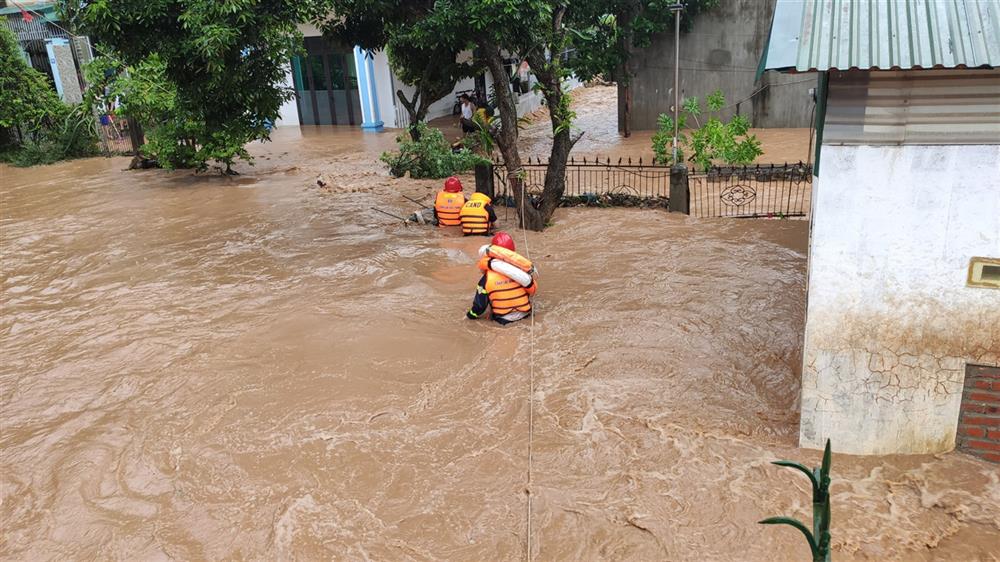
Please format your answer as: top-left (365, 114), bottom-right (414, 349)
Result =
top-left (516, 177), bottom-right (537, 561)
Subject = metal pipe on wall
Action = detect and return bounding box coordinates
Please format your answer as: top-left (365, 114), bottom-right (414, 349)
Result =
top-left (670, 3), bottom-right (684, 164)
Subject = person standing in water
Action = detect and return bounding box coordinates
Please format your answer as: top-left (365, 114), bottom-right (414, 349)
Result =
top-left (434, 176), bottom-right (465, 228)
top-left (459, 93), bottom-right (477, 134)
top-left (459, 192), bottom-right (496, 236)
top-left (467, 232), bottom-right (536, 325)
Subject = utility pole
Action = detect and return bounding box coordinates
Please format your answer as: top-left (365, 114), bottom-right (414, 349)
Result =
top-left (670, 3), bottom-right (684, 165)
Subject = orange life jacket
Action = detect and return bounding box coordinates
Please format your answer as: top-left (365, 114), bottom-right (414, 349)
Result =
top-left (486, 245), bottom-right (533, 272)
top-left (435, 191), bottom-right (465, 227)
top-left (485, 269), bottom-right (534, 316)
top-left (460, 194), bottom-right (491, 235)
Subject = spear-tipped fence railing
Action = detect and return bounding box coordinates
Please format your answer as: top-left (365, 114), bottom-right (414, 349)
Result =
top-left (689, 162), bottom-right (813, 218)
top-left (490, 157), bottom-right (812, 217)
top-left (759, 439), bottom-right (832, 562)
top-left (492, 156), bottom-right (672, 207)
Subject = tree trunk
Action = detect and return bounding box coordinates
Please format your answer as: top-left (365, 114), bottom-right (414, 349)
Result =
top-left (478, 42), bottom-right (546, 231)
top-left (526, 52), bottom-right (580, 225)
top-left (396, 89), bottom-right (422, 141)
top-left (415, 96), bottom-right (431, 131)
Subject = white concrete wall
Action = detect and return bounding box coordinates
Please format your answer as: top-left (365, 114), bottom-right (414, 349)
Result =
top-left (296, 22), bottom-right (322, 37)
top-left (276, 64), bottom-right (300, 126)
top-left (371, 50), bottom-right (396, 127)
top-left (801, 144), bottom-right (1000, 455)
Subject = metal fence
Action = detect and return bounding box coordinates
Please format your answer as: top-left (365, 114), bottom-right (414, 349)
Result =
top-left (492, 156), bottom-right (672, 205)
top-left (488, 157), bottom-right (813, 218)
top-left (689, 163), bottom-right (813, 218)
top-left (94, 116), bottom-right (141, 155)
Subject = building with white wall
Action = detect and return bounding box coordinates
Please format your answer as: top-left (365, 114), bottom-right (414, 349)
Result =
top-left (276, 24), bottom-right (576, 131)
top-left (764, 0), bottom-right (1000, 455)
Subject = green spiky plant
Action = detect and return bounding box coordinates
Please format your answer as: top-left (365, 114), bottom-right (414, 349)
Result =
top-left (759, 439), bottom-right (832, 562)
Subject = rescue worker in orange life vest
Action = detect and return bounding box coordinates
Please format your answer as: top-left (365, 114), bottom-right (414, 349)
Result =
top-left (459, 192), bottom-right (497, 236)
top-left (467, 232), bottom-right (536, 325)
top-left (434, 176), bottom-right (465, 228)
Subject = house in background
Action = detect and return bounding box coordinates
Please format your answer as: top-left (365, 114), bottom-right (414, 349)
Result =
top-left (275, 23), bottom-right (580, 131)
top-left (3, 3), bottom-right (578, 133)
top-left (619, 0), bottom-right (815, 132)
top-left (2, 0), bottom-right (93, 104)
top-left (763, 0), bottom-right (1000, 459)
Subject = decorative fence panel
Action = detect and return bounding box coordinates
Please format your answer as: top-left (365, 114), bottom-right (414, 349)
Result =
top-left (488, 157), bottom-right (813, 218)
top-left (492, 157), bottom-right (672, 206)
top-left (688, 163), bottom-right (813, 218)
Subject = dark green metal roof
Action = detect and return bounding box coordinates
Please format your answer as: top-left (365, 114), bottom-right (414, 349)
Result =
top-left (764, 0), bottom-right (1000, 72)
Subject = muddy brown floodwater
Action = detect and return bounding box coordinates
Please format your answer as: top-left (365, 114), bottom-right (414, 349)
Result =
top-left (2, 116), bottom-right (999, 561)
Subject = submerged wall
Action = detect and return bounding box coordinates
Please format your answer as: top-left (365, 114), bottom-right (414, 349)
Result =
top-left (801, 144), bottom-right (1000, 454)
top-left (619, 0), bottom-right (814, 131)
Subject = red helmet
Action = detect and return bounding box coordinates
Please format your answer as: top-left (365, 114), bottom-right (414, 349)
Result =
top-left (491, 231), bottom-right (515, 251)
top-left (444, 176), bottom-right (463, 193)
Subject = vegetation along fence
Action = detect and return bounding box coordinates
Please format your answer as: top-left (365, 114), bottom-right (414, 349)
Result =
top-left (487, 158), bottom-right (813, 218)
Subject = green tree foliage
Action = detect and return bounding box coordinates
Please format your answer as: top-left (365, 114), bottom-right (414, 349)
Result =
top-left (82, 54), bottom-right (189, 166)
top-left (380, 123), bottom-right (487, 179)
top-left (316, 0), bottom-right (679, 230)
top-left (68, 0), bottom-right (310, 172)
top-left (0, 26), bottom-right (98, 166)
top-left (83, 54), bottom-right (177, 127)
top-left (82, 53), bottom-right (237, 170)
top-left (0, 26), bottom-right (62, 140)
top-left (652, 90), bottom-right (763, 169)
top-left (317, 0), bottom-right (612, 229)
top-left (469, 0), bottom-right (608, 229)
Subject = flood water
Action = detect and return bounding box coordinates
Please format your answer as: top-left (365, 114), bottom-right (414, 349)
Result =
top-left (2, 115), bottom-right (999, 561)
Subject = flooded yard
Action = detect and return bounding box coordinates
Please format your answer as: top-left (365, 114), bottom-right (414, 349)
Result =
top-left (1, 112), bottom-right (998, 561)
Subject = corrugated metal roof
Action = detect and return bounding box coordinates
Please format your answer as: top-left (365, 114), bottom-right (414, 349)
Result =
top-left (765, 0), bottom-right (1000, 72)
top-left (823, 69), bottom-right (1000, 144)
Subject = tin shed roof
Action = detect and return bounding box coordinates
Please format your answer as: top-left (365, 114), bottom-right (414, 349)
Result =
top-left (764, 0), bottom-right (1000, 72)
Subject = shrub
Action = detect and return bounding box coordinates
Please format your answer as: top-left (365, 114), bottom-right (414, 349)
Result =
top-left (652, 90), bottom-right (762, 169)
top-left (2, 104), bottom-right (101, 166)
top-left (83, 55), bottom-right (255, 172)
top-left (380, 123), bottom-right (488, 178)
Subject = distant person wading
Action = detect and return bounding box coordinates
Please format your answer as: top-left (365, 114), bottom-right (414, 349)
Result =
top-left (459, 93), bottom-right (477, 134)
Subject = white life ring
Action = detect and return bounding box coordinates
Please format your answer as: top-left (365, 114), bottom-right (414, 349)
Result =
top-left (490, 259), bottom-right (533, 288)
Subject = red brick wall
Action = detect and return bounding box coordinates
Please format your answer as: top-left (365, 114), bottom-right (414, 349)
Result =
top-left (956, 364), bottom-right (1000, 463)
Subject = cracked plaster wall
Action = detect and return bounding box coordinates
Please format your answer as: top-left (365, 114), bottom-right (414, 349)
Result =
top-left (801, 144), bottom-right (1000, 455)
